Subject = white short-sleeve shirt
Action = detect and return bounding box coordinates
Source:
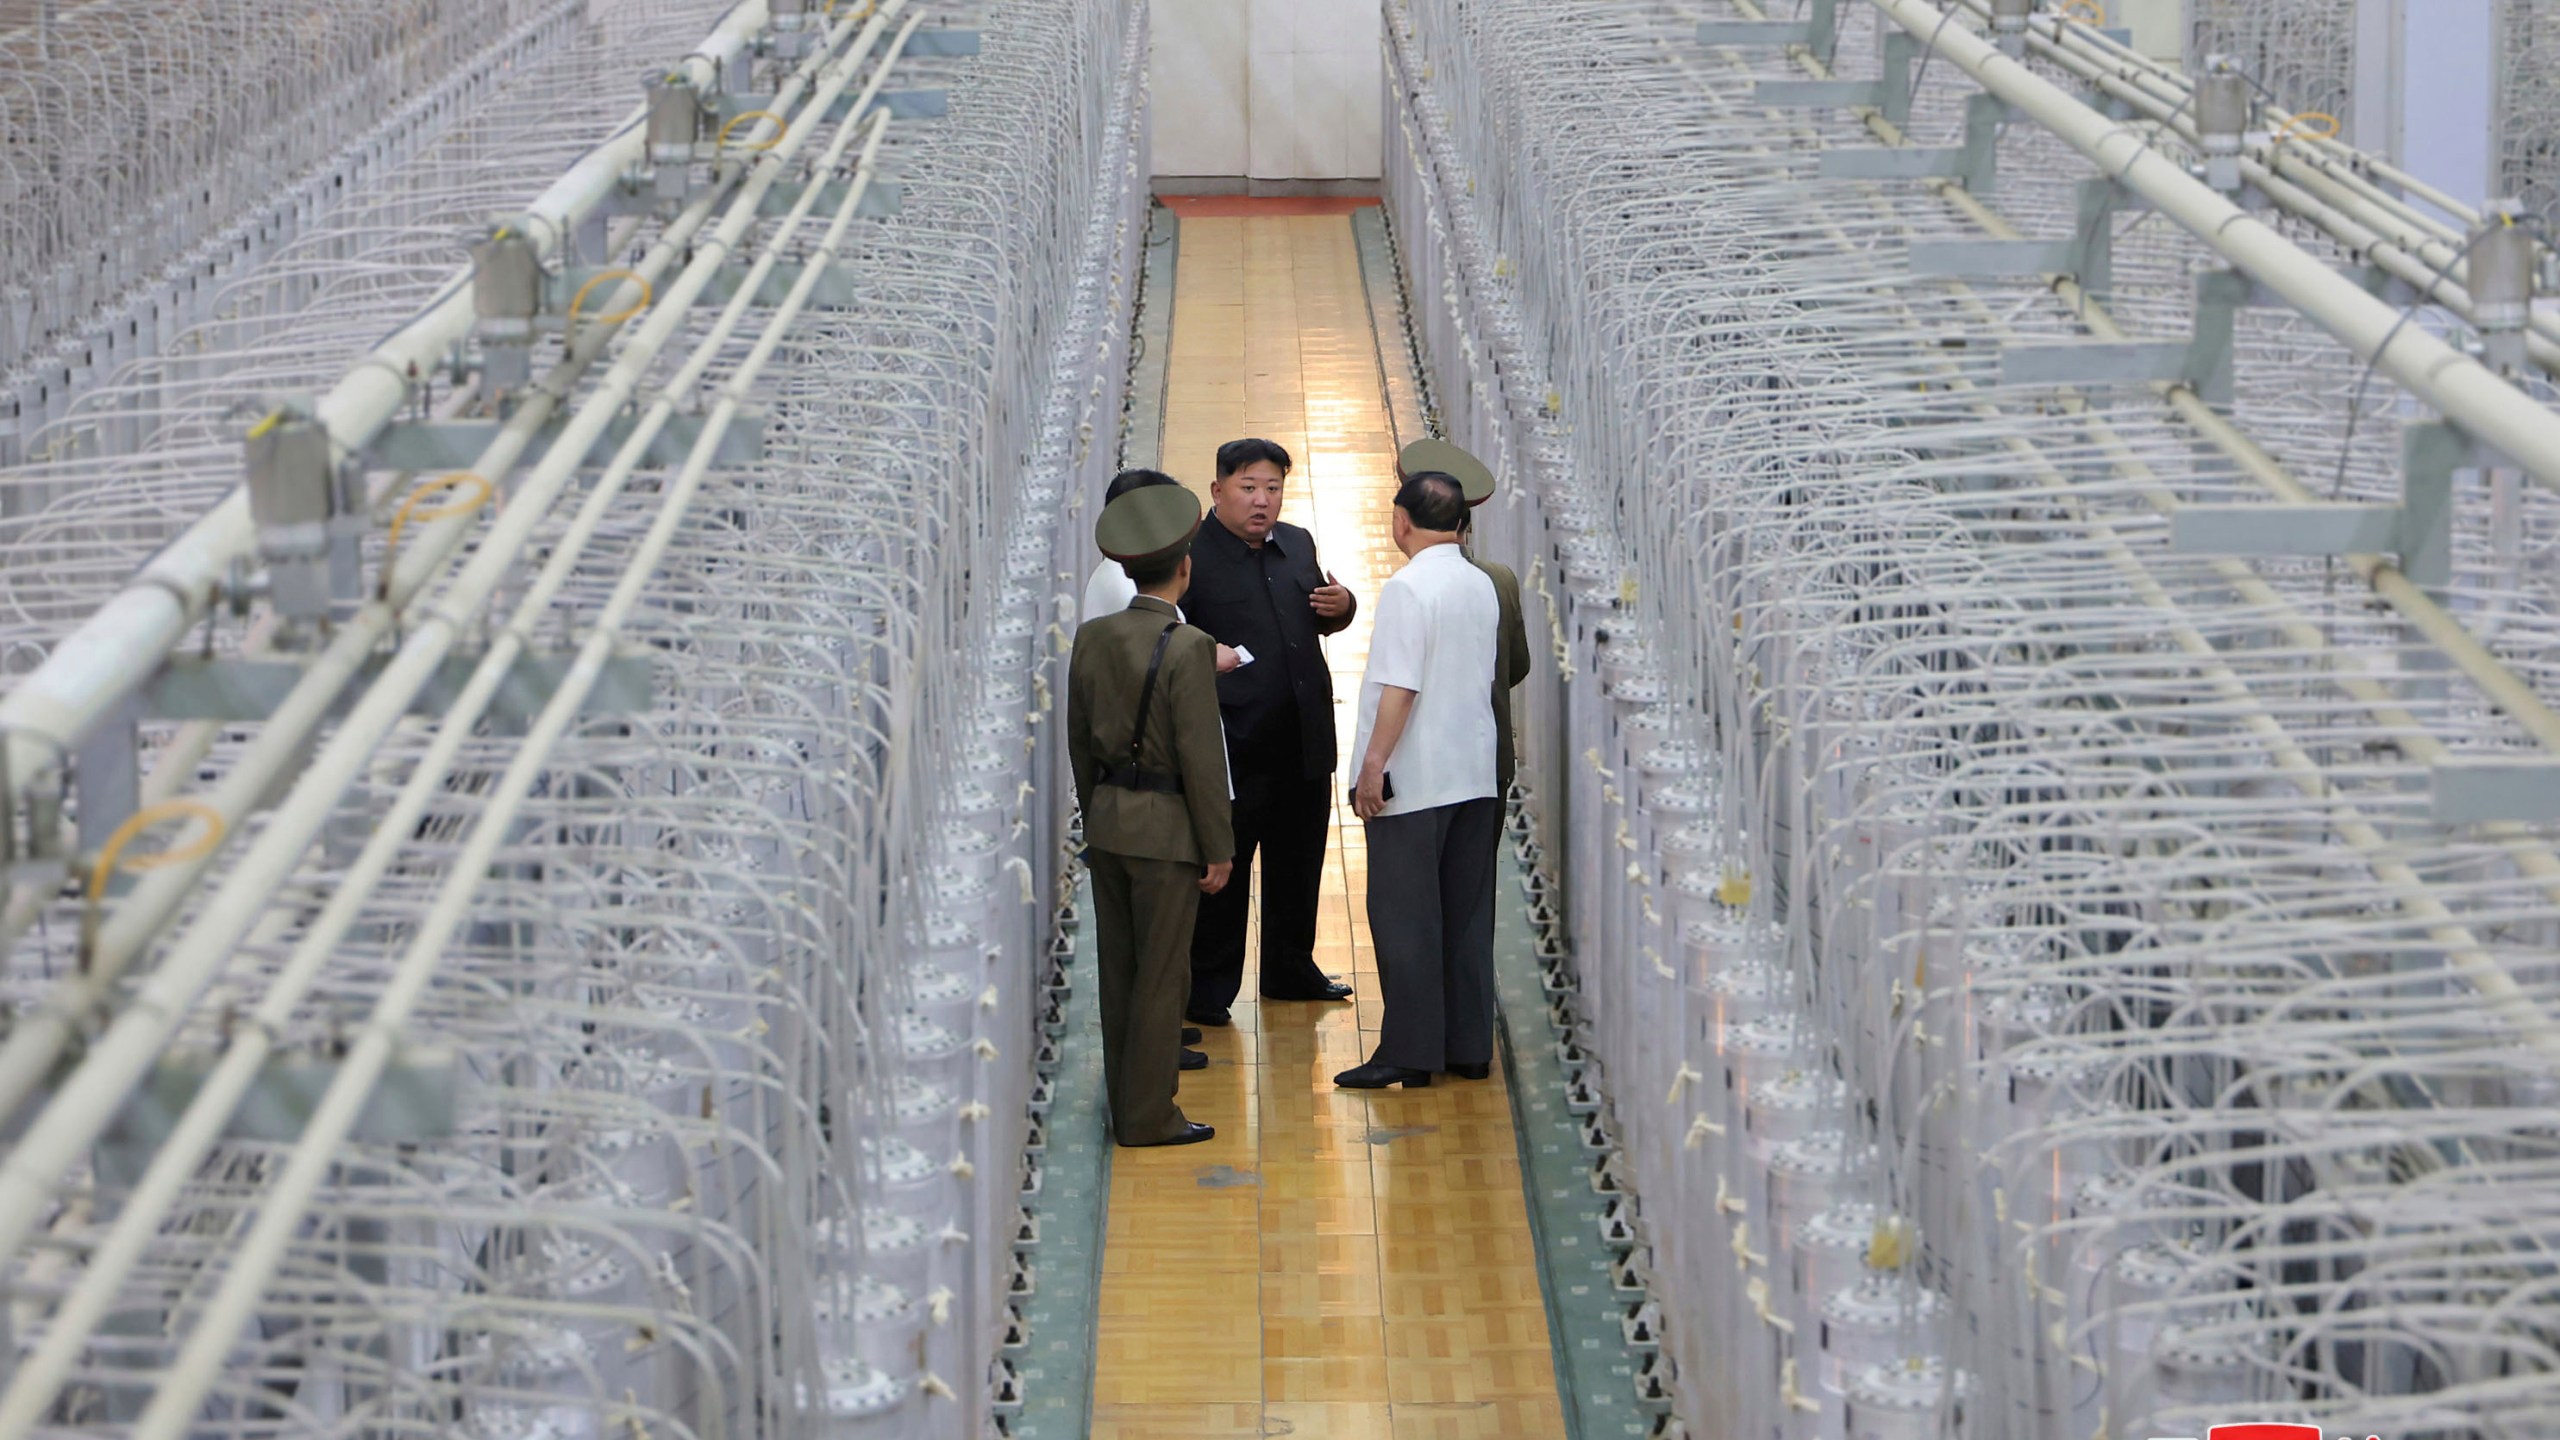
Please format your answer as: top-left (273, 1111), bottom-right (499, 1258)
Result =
top-left (1080, 561), bottom-right (1139, 625)
top-left (1349, 542), bottom-right (1498, 818)
top-left (1075, 560), bottom-right (1229, 798)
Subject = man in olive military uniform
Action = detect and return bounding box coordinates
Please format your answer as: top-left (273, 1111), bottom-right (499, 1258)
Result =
top-left (1068, 484), bottom-right (1236, 1147)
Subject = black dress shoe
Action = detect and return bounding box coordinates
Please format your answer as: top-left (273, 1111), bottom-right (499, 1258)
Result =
top-left (1123, 1122), bottom-right (1215, 1148)
top-left (1334, 1062), bottom-right (1432, 1089)
top-left (1447, 1061), bottom-right (1490, 1081)
top-left (1180, 1048), bottom-right (1209, 1071)
top-left (1264, 978), bottom-right (1353, 1003)
top-left (1186, 1008), bottom-right (1233, 1028)
top-left (1181, 1026), bottom-right (1203, 1046)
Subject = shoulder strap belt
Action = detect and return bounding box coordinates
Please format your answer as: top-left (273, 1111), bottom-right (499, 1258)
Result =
top-left (1102, 621), bottom-right (1185, 795)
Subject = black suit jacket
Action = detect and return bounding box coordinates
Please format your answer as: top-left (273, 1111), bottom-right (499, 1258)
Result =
top-left (1183, 514), bottom-right (1355, 781)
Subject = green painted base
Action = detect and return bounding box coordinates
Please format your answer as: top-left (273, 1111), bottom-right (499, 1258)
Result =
top-left (1011, 875), bottom-right (1109, 1439)
top-left (1494, 822), bottom-right (1657, 1440)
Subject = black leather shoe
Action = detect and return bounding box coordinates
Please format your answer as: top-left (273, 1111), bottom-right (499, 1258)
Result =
top-left (1181, 1026), bottom-right (1203, 1046)
top-left (1447, 1061), bottom-right (1491, 1081)
top-left (1180, 1048), bottom-right (1209, 1071)
top-left (1123, 1122), bottom-right (1215, 1148)
top-left (1186, 1008), bottom-right (1233, 1028)
top-left (1334, 1062), bottom-right (1432, 1089)
top-left (1126, 1122), bottom-right (1223, 1142)
top-left (1264, 979), bottom-right (1353, 1003)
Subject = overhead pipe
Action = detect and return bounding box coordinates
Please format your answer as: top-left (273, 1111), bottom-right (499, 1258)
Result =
top-left (0, 89), bottom-right (905, 1433)
top-left (119, 100), bottom-right (899, 1440)
top-left (1716, 0), bottom-right (2560, 1066)
top-left (0, 0), bottom-right (777, 803)
top-left (0, 0), bottom-right (915, 1266)
top-left (1867, 0), bottom-right (2560, 491)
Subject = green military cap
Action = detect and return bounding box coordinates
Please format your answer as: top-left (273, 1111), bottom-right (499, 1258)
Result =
top-left (1399, 438), bottom-right (1496, 506)
top-left (1095, 482), bottom-right (1204, 565)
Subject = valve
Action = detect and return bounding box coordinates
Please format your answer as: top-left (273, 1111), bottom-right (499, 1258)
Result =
top-left (2470, 198), bottom-right (2537, 375)
top-left (243, 402), bottom-right (338, 622)
top-left (1990, 0), bottom-right (2034, 55)
top-left (769, 0), bottom-right (813, 61)
top-left (643, 70), bottom-right (711, 202)
top-left (2194, 57), bottom-right (2252, 193)
top-left (470, 219), bottom-right (544, 394)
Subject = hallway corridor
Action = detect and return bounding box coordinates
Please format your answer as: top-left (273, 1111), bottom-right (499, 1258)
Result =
top-left (1084, 200), bottom-right (1570, 1440)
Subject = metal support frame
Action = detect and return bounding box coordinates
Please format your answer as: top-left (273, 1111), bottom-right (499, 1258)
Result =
top-left (717, 86), bottom-right (948, 124)
top-left (1698, 0), bottom-right (1838, 59)
top-left (1818, 89), bottom-right (2004, 192)
top-left (146, 650), bottom-right (657, 727)
top-left (71, 695), bottom-right (140, 860)
top-left (898, 26), bottom-right (979, 56)
top-left (2173, 420), bottom-right (2464, 588)
top-left (370, 407), bottom-right (770, 473)
top-left (98, 1048), bottom-right (459, 1182)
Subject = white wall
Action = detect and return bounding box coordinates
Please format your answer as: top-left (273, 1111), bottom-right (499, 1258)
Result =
top-left (2395, 0), bottom-right (2495, 215)
top-left (1151, 0), bottom-right (1382, 182)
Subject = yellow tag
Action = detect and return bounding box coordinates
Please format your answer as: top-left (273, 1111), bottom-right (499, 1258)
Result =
top-left (1544, 388), bottom-right (1561, 414)
top-left (1866, 1214), bottom-right (1915, 1270)
top-left (1618, 572), bottom-right (1639, 606)
top-left (1715, 871), bottom-right (1752, 907)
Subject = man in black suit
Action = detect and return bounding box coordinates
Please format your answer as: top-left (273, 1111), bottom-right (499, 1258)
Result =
top-left (1181, 438), bottom-right (1359, 1026)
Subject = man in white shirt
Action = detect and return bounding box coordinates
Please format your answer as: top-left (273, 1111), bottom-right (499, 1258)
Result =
top-left (1337, 472), bottom-right (1500, 1090)
top-left (1079, 470), bottom-right (1239, 673)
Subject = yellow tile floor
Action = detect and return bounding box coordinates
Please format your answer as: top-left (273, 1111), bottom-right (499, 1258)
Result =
top-left (1092, 209), bottom-right (1567, 1440)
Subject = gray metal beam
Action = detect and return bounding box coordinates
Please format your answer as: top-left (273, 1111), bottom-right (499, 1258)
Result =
top-left (371, 408), bottom-right (767, 473)
top-left (1755, 79), bottom-right (1883, 108)
top-left (2432, 759), bottom-right (2560, 824)
top-left (1698, 20), bottom-right (1810, 45)
top-left (2169, 502), bottom-right (2407, 558)
top-left (1819, 147), bottom-right (1970, 180)
top-left (1998, 341), bottom-right (2192, 387)
top-left (148, 651), bottom-right (655, 726)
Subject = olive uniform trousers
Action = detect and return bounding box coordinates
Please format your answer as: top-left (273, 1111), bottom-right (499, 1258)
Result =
top-left (1086, 847), bottom-right (1201, 1144)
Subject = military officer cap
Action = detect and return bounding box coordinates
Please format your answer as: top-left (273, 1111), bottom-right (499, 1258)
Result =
top-left (1095, 482), bottom-right (1205, 565)
top-left (1399, 438), bottom-right (1495, 507)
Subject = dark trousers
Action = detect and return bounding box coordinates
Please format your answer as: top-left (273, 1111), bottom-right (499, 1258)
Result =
top-left (1188, 770), bottom-right (1335, 1014)
top-left (1364, 797), bottom-right (1501, 1071)
top-left (1087, 849), bottom-right (1199, 1145)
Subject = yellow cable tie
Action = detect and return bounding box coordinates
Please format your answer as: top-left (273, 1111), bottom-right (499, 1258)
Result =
top-left (567, 267), bottom-right (653, 333)
top-left (380, 472), bottom-right (494, 602)
top-left (717, 109), bottom-right (789, 152)
top-left (80, 800), bottom-right (227, 971)
top-left (87, 800), bottom-right (226, 904)
top-left (2271, 111), bottom-right (2340, 146)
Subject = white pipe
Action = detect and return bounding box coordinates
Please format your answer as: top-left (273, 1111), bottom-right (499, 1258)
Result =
top-left (124, 108), bottom-right (893, 1440)
top-left (0, 0), bottom-right (909, 1274)
top-left (1867, 0), bottom-right (2560, 491)
top-left (0, 89), bottom-right (904, 1432)
top-left (0, 0), bottom-right (776, 793)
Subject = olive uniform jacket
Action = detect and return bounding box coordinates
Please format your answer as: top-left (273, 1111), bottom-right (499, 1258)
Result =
top-left (1069, 595), bottom-right (1238, 867)
top-left (1474, 556), bottom-right (1532, 795)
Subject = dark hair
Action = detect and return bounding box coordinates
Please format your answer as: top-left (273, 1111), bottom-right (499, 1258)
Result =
top-left (1124, 553), bottom-right (1184, 589)
top-left (1105, 468), bottom-right (1179, 504)
top-left (1394, 471), bottom-right (1468, 533)
top-left (1214, 437), bottom-right (1293, 480)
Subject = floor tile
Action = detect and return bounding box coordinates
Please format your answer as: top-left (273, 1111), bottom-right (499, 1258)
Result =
top-left (1088, 208), bottom-right (1565, 1435)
